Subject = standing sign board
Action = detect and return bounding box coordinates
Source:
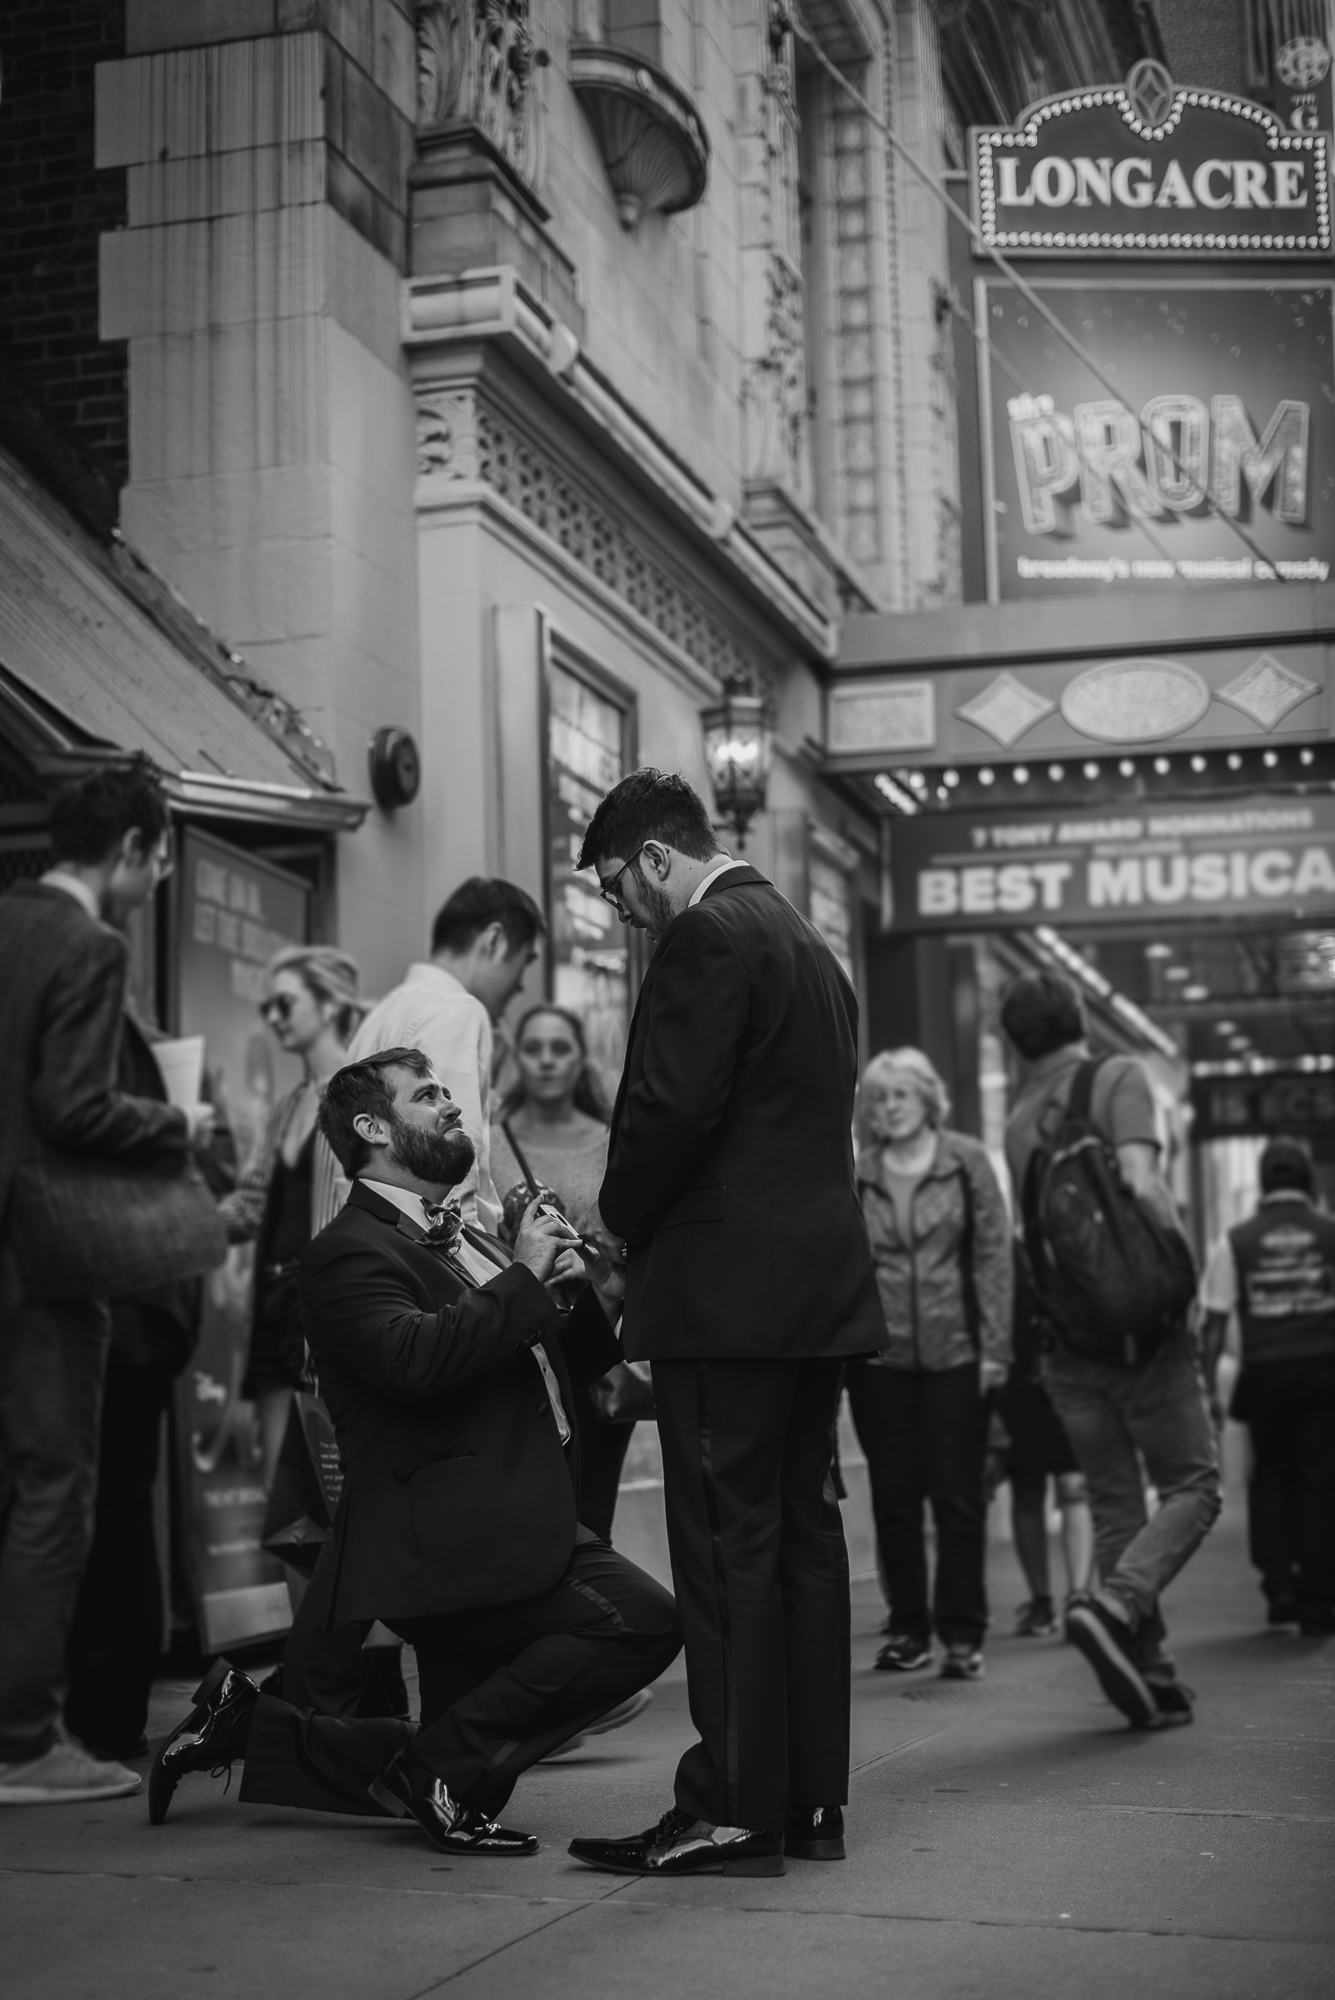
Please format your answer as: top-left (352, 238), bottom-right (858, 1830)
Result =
top-left (544, 653), bottom-right (634, 1106)
top-left (889, 794), bottom-right (1335, 933)
top-left (175, 830), bottom-right (309, 1652)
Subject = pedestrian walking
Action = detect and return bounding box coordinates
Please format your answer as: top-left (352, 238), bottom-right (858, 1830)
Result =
top-left (1200, 1137), bottom-right (1335, 1636)
top-left (567, 770), bottom-right (885, 1878)
top-left (221, 945), bottom-right (369, 1487)
top-left (0, 763), bottom-right (216, 1806)
top-left (1001, 971), bottom-right (1219, 1730)
top-left (491, 1004), bottom-right (646, 1544)
top-left (845, 1049), bottom-right (1013, 1681)
top-left (346, 879), bottom-right (545, 1234)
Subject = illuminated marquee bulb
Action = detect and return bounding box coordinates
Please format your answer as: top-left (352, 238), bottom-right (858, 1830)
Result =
top-left (1118, 758), bottom-right (1135, 777)
top-left (1227, 752), bottom-right (1243, 770)
top-left (1153, 757), bottom-right (1171, 775)
top-left (1013, 765), bottom-right (1030, 783)
top-left (1082, 761), bottom-right (1099, 779)
top-left (1047, 764), bottom-right (1065, 780)
top-left (1300, 748), bottom-right (1315, 766)
top-left (978, 767), bottom-right (995, 786)
top-left (1191, 755), bottom-right (1207, 773)
top-left (1263, 750), bottom-right (1279, 768)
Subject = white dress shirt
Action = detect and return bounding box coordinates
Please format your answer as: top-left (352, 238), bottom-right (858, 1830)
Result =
top-left (687, 856), bottom-right (748, 907)
top-left (361, 1178), bottom-right (570, 1444)
top-left (348, 964), bottom-right (499, 1232)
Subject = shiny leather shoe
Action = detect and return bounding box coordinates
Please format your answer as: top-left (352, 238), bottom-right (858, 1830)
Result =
top-left (368, 1747), bottom-right (537, 1856)
top-left (784, 1804), bottom-right (845, 1860)
top-left (148, 1658), bottom-right (258, 1825)
top-left (569, 1806), bottom-right (785, 1878)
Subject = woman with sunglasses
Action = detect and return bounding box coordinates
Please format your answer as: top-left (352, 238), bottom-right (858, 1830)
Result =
top-left (222, 946), bottom-right (369, 1484)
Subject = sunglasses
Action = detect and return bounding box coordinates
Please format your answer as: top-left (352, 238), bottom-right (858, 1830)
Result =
top-left (259, 992), bottom-right (296, 1024)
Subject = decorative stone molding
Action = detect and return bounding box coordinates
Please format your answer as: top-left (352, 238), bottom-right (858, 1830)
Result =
top-left (415, 380), bottom-right (769, 692)
top-left (741, 4), bottom-right (811, 506)
top-left (416, 0), bottom-right (536, 179)
top-left (403, 267), bottom-right (837, 658)
top-left (568, 43), bottom-right (709, 227)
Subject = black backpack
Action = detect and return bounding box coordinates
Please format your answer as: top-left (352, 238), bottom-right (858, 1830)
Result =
top-left (1021, 1058), bottom-right (1196, 1370)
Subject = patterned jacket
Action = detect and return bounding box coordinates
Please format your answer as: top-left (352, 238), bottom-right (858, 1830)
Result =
top-left (858, 1129), bottom-right (1013, 1373)
top-left (220, 1083), bottom-right (345, 1248)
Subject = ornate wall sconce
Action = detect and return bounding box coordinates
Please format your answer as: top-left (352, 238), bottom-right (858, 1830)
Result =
top-left (702, 692), bottom-right (772, 844)
top-left (569, 44), bottom-right (709, 228)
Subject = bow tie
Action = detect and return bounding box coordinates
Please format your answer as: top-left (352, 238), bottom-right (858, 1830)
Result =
top-left (422, 1198), bottom-right (464, 1251)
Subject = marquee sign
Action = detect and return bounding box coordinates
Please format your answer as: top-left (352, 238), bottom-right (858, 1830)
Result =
top-left (978, 280), bottom-right (1335, 601)
top-left (889, 793), bottom-right (1335, 933)
top-left (971, 77), bottom-right (1331, 258)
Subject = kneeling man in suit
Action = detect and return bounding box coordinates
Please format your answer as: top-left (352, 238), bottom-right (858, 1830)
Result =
top-left (149, 1047), bottom-right (679, 1855)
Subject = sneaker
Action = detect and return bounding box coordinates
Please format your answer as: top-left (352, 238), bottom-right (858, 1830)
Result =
top-left (1147, 1679), bottom-right (1195, 1728)
top-left (874, 1634), bottom-right (932, 1672)
top-left (1066, 1595), bottom-right (1157, 1728)
top-left (1015, 1598), bottom-right (1059, 1638)
top-left (940, 1645), bottom-right (985, 1681)
top-left (0, 1739), bottom-right (141, 1805)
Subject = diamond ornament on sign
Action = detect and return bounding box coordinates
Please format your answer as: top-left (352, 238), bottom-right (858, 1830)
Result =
top-left (1215, 655), bottom-right (1320, 732)
top-left (956, 672), bottom-right (1056, 748)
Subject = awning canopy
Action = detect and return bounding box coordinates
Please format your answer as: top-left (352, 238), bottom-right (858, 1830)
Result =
top-left (0, 446), bottom-right (368, 831)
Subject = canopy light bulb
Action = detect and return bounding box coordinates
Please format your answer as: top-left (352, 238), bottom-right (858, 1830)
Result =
top-left (1047, 764), bottom-right (1065, 781)
top-left (1300, 748), bottom-right (1315, 766)
top-left (1190, 755), bottom-right (1207, 773)
top-left (1263, 750), bottom-right (1279, 768)
top-left (1118, 758), bottom-right (1135, 777)
top-left (1153, 757), bottom-right (1171, 775)
top-left (1013, 765), bottom-right (1030, 784)
top-left (1227, 752), bottom-right (1243, 770)
top-left (978, 767), bottom-right (995, 786)
top-left (1082, 761), bottom-right (1099, 779)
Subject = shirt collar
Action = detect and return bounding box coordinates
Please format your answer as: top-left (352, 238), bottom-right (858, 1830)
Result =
top-left (688, 856), bottom-right (748, 908)
top-left (40, 869), bottom-right (101, 922)
top-left (1261, 1188), bottom-right (1312, 1206)
top-left (405, 961), bottom-right (472, 1001)
top-left (360, 1180), bottom-right (433, 1231)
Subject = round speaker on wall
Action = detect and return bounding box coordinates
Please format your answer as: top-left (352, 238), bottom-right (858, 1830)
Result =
top-left (369, 727), bottom-right (420, 810)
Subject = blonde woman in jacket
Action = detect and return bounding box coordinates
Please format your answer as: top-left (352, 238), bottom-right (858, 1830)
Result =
top-left (847, 1048), bottom-right (1013, 1681)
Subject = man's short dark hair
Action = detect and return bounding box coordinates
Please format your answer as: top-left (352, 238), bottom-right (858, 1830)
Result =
top-left (1259, 1137), bottom-right (1314, 1196)
top-left (48, 759), bottom-right (169, 866)
top-left (1000, 972), bottom-right (1085, 1062)
top-left (576, 768), bottom-right (719, 871)
top-left (430, 878), bottom-right (546, 957)
top-left (320, 1046), bottom-right (432, 1176)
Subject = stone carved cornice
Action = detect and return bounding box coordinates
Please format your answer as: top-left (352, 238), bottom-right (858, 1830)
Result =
top-left (416, 0), bottom-right (536, 178)
top-left (403, 267), bottom-right (838, 667)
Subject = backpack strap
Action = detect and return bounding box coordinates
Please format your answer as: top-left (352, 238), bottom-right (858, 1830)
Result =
top-left (1067, 1056), bottom-right (1107, 1126)
top-left (500, 1118), bottom-right (541, 1198)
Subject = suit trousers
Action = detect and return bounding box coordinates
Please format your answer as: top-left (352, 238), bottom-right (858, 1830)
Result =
top-left (65, 1357), bottom-right (175, 1756)
top-left (396, 1532), bottom-right (680, 1816)
top-left (241, 1534), bottom-right (679, 1821)
top-left (0, 1246), bottom-right (110, 1762)
top-left (651, 1357), bottom-right (851, 1831)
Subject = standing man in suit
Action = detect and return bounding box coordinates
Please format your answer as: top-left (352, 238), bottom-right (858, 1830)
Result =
top-left (149, 1049), bottom-right (679, 1854)
top-left (0, 763), bottom-right (215, 1808)
top-left (567, 770), bottom-right (886, 1879)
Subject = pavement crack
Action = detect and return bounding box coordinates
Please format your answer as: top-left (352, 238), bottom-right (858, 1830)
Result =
top-left (399, 1877), bottom-right (635, 1996)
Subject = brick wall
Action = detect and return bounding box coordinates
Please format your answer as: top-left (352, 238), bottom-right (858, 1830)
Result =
top-left (0, 2), bottom-right (129, 497)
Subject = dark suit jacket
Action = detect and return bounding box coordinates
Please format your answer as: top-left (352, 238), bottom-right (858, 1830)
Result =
top-left (0, 882), bottom-right (187, 1239)
top-left (599, 864), bottom-right (885, 1363)
top-left (299, 1181), bottom-right (623, 1627)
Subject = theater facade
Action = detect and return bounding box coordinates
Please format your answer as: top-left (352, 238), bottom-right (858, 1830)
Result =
top-left (829, 63), bottom-right (1335, 1244)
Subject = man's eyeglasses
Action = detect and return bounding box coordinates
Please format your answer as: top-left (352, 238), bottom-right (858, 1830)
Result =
top-left (259, 992), bottom-right (295, 1024)
top-left (598, 845), bottom-right (646, 912)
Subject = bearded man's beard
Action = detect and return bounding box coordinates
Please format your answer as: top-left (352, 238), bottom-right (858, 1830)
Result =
top-left (388, 1113), bottom-right (475, 1187)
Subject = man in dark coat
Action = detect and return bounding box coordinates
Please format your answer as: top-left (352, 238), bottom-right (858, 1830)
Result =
top-left (148, 1048), bottom-right (679, 1856)
top-left (0, 763), bottom-right (213, 1809)
top-left (567, 770), bottom-right (886, 1880)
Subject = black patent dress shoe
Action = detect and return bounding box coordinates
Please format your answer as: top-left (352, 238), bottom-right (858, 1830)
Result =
top-left (784, 1804), bottom-right (845, 1860)
top-left (148, 1658), bottom-right (258, 1825)
top-left (368, 1748), bottom-right (537, 1855)
top-left (569, 1806), bottom-right (785, 1878)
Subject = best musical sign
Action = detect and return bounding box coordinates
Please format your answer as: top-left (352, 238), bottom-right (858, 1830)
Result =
top-left (971, 83), bottom-right (1330, 257)
top-left (890, 795), bottom-right (1335, 932)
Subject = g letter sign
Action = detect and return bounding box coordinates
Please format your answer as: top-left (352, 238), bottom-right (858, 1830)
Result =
top-left (971, 81), bottom-right (1331, 257)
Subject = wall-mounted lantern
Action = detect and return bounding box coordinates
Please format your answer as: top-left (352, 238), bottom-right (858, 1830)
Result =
top-left (702, 692), bottom-right (772, 845)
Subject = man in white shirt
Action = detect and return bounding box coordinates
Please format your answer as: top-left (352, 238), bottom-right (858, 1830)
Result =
top-left (348, 878), bottom-right (545, 1233)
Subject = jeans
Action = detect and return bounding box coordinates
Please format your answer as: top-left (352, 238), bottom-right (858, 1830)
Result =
top-left (1042, 1329), bottom-right (1220, 1660)
top-left (847, 1359), bottom-right (989, 1649)
top-left (0, 1247), bottom-right (111, 1762)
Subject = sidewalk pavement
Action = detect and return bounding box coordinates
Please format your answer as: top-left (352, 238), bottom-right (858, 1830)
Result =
top-left (3, 1498), bottom-right (1331, 2000)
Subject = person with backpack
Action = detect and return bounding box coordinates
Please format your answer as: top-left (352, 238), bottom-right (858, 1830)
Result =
top-left (1001, 973), bottom-right (1220, 1731)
